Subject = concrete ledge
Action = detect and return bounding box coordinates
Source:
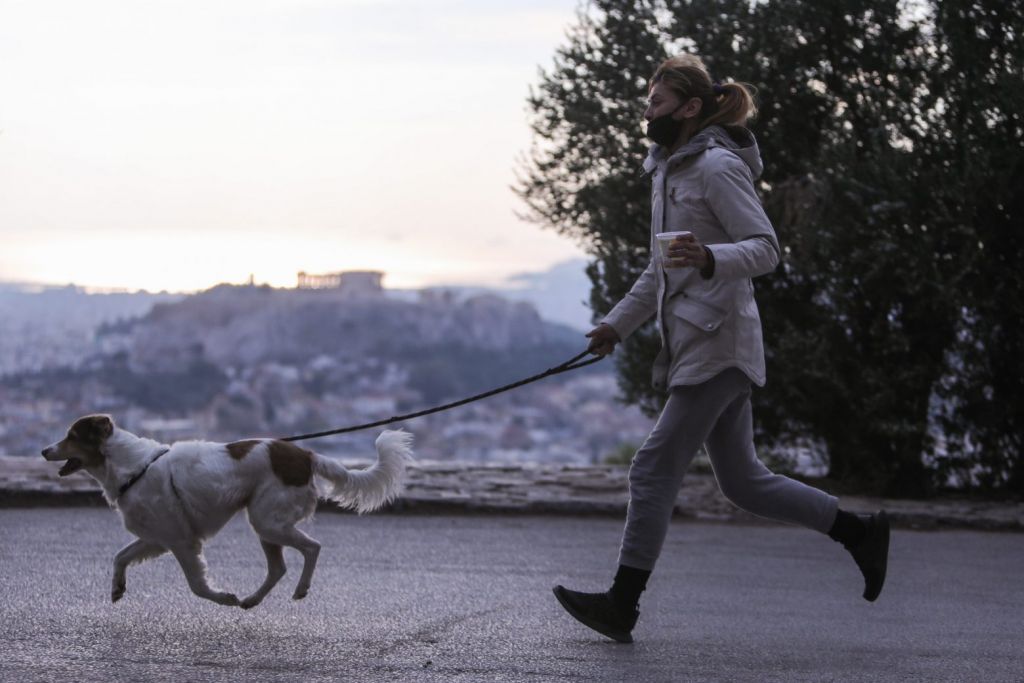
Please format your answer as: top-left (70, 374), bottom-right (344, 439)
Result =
top-left (2, 455), bottom-right (1021, 531)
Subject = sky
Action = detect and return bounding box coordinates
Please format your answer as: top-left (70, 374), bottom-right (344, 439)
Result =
top-left (0, 0), bottom-right (591, 292)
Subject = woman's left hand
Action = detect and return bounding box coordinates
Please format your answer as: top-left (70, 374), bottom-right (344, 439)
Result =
top-left (667, 233), bottom-right (708, 269)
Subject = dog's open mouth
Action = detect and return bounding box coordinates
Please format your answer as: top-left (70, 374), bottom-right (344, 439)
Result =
top-left (58, 458), bottom-right (83, 477)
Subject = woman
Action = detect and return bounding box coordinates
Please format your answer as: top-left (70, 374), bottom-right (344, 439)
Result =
top-left (552, 54), bottom-right (890, 644)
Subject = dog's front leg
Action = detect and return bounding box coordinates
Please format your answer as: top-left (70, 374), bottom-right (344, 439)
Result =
top-left (170, 545), bottom-right (240, 607)
top-left (112, 539), bottom-right (166, 603)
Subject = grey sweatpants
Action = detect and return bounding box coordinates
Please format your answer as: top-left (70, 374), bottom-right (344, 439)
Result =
top-left (618, 368), bottom-right (839, 571)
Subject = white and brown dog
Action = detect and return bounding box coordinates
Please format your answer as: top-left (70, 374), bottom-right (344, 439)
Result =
top-left (41, 414), bottom-right (412, 608)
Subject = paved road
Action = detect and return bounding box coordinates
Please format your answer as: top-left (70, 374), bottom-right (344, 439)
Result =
top-left (1, 509), bottom-right (1022, 682)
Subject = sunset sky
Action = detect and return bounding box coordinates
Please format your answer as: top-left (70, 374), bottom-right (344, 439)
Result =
top-left (0, 0), bottom-right (592, 292)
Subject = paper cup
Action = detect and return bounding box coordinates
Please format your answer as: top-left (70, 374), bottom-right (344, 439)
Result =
top-left (655, 231), bottom-right (693, 267)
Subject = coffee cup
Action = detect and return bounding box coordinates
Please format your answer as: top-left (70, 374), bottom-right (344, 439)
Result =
top-left (655, 231), bottom-right (693, 268)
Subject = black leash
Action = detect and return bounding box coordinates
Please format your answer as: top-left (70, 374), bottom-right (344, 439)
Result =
top-left (280, 349), bottom-right (604, 443)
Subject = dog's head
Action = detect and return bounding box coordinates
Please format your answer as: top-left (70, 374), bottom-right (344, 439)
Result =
top-left (41, 414), bottom-right (115, 477)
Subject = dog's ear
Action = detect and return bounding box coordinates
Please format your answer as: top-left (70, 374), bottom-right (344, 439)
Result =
top-left (76, 414), bottom-right (114, 442)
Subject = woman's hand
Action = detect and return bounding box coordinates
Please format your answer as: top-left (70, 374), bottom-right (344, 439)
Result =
top-left (667, 233), bottom-right (708, 269)
top-left (585, 323), bottom-right (621, 356)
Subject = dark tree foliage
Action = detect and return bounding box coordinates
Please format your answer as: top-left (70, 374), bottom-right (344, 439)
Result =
top-left (925, 0), bottom-right (1024, 492)
top-left (519, 0), bottom-right (1023, 496)
top-left (516, 0), bottom-right (669, 415)
top-left (671, 0), bottom-right (955, 496)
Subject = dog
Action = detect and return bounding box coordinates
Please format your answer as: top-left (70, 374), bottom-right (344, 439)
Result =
top-left (41, 414), bottom-right (413, 608)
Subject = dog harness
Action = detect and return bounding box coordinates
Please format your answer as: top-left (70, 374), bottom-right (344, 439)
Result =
top-left (116, 447), bottom-right (171, 500)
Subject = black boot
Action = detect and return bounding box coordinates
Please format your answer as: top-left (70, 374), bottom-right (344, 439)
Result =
top-left (552, 586), bottom-right (638, 643)
top-left (845, 510), bottom-right (891, 602)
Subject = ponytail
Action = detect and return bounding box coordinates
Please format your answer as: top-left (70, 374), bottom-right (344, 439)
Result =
top-left (700, 80), bottom-right (758, 129)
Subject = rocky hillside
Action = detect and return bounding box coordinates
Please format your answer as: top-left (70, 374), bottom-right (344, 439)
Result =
top-left (6, 283), bottom-right (593, 418)
top-left (118, 284), bottom-right (580, 373)
top-left (0, 283), bottom-right (645, 462)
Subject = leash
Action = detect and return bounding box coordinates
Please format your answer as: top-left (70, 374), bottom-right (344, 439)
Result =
top-left (280, 349), bottom-right (604, 443)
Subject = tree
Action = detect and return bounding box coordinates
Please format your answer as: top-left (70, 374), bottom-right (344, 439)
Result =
top-left (925, 0), bottom-right (1024, 491)
top-left (517, 0), bottom-right (669, 415)
top-left (520, 0), bottom-right (1024, 496)
top-left (669, 0), bottom-right (962, 496)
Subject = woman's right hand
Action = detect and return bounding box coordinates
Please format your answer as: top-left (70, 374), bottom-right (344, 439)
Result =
top-left (585, 323), bottom-right (621, 356)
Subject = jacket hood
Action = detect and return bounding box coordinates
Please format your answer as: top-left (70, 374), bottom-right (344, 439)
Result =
top-left (642, 125), bottom-right (764, 180)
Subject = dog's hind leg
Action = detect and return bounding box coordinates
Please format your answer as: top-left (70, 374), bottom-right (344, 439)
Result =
top-left (169, 544), bottom-right (240, 607)
top-left (248, 491), bottom-right (321, 601)
top-left (252, 526), bottom-right (321, 601)
top-left (239, 540), bottom-right (287, 609)
top-left (111, 539), bottom-right (166, 603)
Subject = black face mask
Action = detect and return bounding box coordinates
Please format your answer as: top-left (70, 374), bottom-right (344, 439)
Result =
top-left (646, 105), bottom-right (685, 147)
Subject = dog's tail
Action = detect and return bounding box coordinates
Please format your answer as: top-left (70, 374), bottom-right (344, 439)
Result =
top-left (313, 430), bottom-right (414, 514)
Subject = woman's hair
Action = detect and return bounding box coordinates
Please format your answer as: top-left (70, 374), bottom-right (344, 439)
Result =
top-left (649, 54), bottom-right (757, 129)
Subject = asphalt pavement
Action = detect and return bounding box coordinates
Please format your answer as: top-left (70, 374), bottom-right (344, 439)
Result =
top-left (1, 509), bottom-right (1022, 682)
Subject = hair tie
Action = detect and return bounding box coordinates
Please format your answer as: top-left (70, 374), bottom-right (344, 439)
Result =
top-left (712, 82), bottom-right (725, 96)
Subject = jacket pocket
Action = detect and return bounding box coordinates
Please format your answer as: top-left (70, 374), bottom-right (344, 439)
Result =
top-left (671, 296), bottom-right (726, 333)
top-left (669, 185), bottom-right (697, 203)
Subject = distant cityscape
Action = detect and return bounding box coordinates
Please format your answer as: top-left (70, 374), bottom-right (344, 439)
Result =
top-left (0, 268), bottom-right (655, 465)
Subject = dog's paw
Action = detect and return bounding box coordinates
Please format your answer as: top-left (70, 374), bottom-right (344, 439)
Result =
top-left (291, 586), bottom-right (309, 601)
top-left (111, 588), bottom-right (125, 603)
top-left (239, 595), bottom-right (262, 610)
top-left (213, 592), bottom-right (240, 607)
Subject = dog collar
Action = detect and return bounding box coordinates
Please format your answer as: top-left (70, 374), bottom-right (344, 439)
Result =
top-left (116, 447), bottom-right (170, 500)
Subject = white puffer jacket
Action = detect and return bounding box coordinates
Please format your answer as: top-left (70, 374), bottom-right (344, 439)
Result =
top-left (602, 125), bottom-right (780, 389)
